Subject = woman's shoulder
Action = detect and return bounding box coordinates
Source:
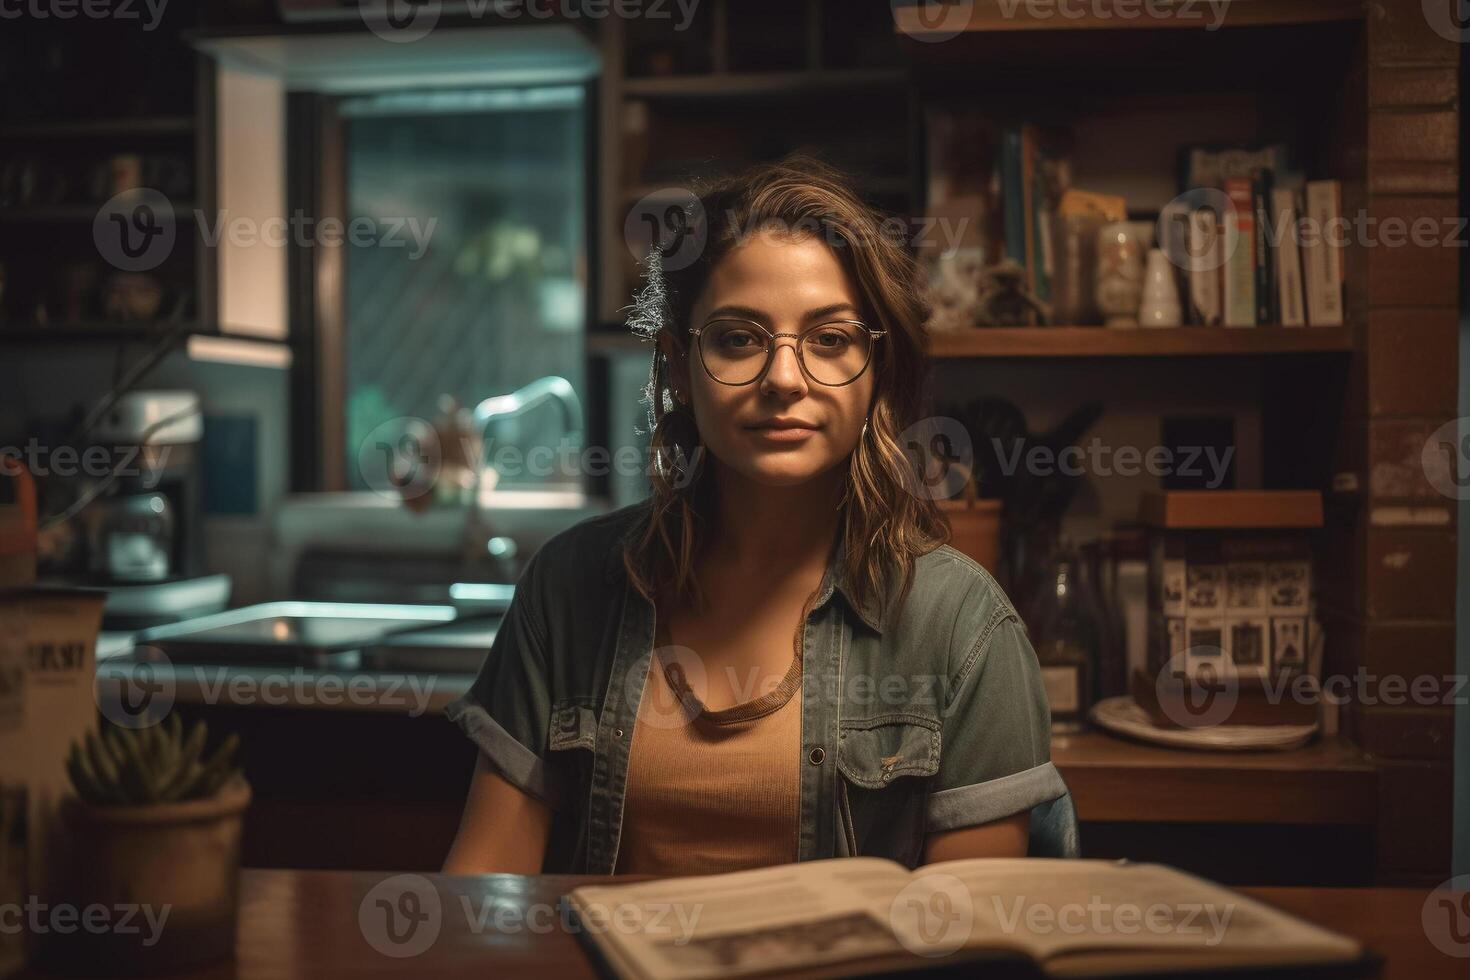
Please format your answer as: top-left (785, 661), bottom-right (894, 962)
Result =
top-left (886, 543), bottom-right (1025, 684)
top-left (909, 542), bottom-right (1020, 624)
top-left (526, 499), bottom-right (650, 593)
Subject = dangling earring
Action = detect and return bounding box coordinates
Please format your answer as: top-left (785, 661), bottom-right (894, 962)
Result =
top-left (860, 416), bottom-right (869, 441)
top-left (651, 393), bottom-right (704, 491)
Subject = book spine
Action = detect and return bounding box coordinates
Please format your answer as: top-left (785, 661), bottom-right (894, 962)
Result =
top-left (1303, 180), bottom-right (1345, 327)
top-left (1020, 125), bottom-right (1037, 306)
top-left (1270, 187), bottom-right (1307, 327)
top-left (1251, 168), bottom-right (1275, 325)
top-left (1000, 128), bottom-right (1026, 269)
top-left (1033, 142), bottom-right (1053, 307)
top-left (1222, 178), bottom-right (1256, 327)
top-left (1188, 209), bottom-right (1223, 326)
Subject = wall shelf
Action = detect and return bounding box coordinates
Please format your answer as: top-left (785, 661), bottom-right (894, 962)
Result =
top-left (2, 323), bottom-right (291, 368)
top-left (622, 68), bottom-right (908, 100)
top-left (0, 204), bottom-right (199, 223)
top-left (927, 326), bottom-right (1354, 359)
top-left (893, 0), bottom-right (1364, 36)
top-left (0, 115), bottom-right (195, 139)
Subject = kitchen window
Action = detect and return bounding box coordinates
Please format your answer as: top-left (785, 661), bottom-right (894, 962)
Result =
top-left (298, 83), bottom-right (593, 496)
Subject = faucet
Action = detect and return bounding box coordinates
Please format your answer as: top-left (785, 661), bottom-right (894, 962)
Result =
top-left (472, 375), bottom-right (584, 450)
top-left (459, 376), bottom-right (585, 573)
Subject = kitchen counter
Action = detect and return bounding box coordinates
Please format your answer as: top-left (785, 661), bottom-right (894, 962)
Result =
top-left (95, 654), bottom-right (473, 715)
top-left (18, 871), bottom-right (1461, 980)
top-left (95, 616), bottom-right (481, 714)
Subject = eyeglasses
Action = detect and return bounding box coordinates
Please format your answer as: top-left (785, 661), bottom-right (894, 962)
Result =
top-left (688, 318), bottom-right (886, 387)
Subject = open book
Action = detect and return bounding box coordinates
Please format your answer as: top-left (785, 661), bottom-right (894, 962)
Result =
top-left (566, 858), bottom-right (1368, 980)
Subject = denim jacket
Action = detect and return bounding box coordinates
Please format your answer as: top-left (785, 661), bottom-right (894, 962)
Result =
top-left (445, 499), bottom-right (1067, 873)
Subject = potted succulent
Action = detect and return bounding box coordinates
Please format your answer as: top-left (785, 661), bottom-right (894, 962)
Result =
top-left (51, 715), bottom-right (249, 976)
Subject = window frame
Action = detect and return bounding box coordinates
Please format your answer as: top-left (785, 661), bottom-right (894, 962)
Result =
top-left (286, 82), bottom-right (602, 496)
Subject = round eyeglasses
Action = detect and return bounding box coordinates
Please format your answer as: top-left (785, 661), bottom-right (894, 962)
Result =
top-left (688, 318), bottom-right (886, 387)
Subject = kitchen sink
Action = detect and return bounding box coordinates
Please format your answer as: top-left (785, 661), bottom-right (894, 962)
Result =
top-left (135, 601), bottom-right (459, 669)
top-left (361, 616), bottom-right (500, 674)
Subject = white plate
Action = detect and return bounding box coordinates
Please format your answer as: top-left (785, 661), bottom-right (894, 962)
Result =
top-left (1088, 696), bottom-right (1319, 752)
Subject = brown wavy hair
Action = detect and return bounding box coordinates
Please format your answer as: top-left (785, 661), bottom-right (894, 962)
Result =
top-left (621, 153), bottom-right (950, 623)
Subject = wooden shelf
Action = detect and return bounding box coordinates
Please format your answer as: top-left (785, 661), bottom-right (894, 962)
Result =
top-left (927, 326), bottom-right (1354, 359)
top-left (622, 68), bottom-right (908, 100)
top-left (1052, 732), bottom-right (1377, 825)
top-left (894, 3), bottom-right (1363, 88)
top-left (0, 115), bottom-right (194, 139)
top-left (0, 204), bottom-right (198, 222)
top-left (894, 0), bottom-right (1363, 36)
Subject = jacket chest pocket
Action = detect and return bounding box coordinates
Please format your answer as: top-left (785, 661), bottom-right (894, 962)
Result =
top-left (836, 715), bottom-right (940, 867)
top-left (549, 702), bottom-right (599, 753)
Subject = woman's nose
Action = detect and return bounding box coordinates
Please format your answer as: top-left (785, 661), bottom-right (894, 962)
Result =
top-left (760, 339), bottom-right (808, 397)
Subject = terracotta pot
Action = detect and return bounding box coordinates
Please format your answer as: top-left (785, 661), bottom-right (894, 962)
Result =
top-left (45, 778), bottom-right (250, 976)
top-left (938, 497), bottom-right (1003, 572)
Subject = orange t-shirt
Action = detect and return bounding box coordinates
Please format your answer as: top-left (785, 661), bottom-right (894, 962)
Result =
top-left (613, 619), bottom-right (802, 877)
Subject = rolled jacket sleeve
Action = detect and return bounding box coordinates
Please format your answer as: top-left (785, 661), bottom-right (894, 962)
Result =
top-left (926, 612), bottom-right (1067, 833)
top-left (443, 552), bottom-right (560, 807)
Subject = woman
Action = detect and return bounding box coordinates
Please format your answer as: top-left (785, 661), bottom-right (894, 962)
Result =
top-left (443, 156), bottom-right (1065, 876)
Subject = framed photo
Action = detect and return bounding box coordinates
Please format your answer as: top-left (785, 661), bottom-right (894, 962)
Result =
top-left (1226, 562), bottom-right (1268, 616)
top-left (1185, 615), bottom-right (1229, 677)
top-left (1268, 561), bottom-right (1310, 616)
top-left (1228, 617), bottom-right (1269, 676)
top-left (1272, 617), bottom-right (1308, 674)
top-left (1186, 564), bottom-right (1226, 613)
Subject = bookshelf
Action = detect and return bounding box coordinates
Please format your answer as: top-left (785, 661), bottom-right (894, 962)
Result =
top-left (597, 0), bottom-right (917, 322)
top-left (891, 0), bottom-right (1459, 886)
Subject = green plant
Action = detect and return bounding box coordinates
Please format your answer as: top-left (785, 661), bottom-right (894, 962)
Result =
top-left (65, 715), bottom-right (242, 806)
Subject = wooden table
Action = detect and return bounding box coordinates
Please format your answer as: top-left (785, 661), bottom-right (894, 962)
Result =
top-left (25, 870), bottom-right (1467, 979)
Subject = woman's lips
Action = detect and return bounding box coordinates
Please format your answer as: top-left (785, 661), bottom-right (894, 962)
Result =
top-left (746, 424), bottom-right (819, 443)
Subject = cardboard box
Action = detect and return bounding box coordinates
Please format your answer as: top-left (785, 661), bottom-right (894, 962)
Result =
top-left (0, 589), bottom-right (104, 909)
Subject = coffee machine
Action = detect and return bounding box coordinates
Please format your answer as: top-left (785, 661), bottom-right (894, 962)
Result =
top-left (88, 390), bottom-right (205, 584)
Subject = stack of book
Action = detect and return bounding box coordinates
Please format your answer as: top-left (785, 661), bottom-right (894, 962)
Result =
top-left (1169, 144), bottom-right (1344, 328)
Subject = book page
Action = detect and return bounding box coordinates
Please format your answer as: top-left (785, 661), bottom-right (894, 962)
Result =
top-left (919, 859), bottom-right (1361, 971)
top-left (568, 858), bottom-right (911, 980)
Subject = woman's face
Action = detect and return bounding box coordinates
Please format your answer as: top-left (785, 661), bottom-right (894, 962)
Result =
top-left (667, 230), bottom-right (876, 488)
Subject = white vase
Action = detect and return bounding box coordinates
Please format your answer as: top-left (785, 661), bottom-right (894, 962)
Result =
top-left (1139, 248), bottom-right (1182, 328)
top-left (1095, 222), bottom-right (1145, 328)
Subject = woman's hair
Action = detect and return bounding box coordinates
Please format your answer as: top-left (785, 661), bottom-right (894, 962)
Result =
top-left (622, 153), bottom-right (950, 623)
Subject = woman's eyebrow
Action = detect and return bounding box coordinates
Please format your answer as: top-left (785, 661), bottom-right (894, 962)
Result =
top-left (705, 303), bottom-right (861, 324)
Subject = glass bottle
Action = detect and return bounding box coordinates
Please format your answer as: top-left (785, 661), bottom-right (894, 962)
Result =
top-left (1031, 540), bottom-right (1102, 732)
